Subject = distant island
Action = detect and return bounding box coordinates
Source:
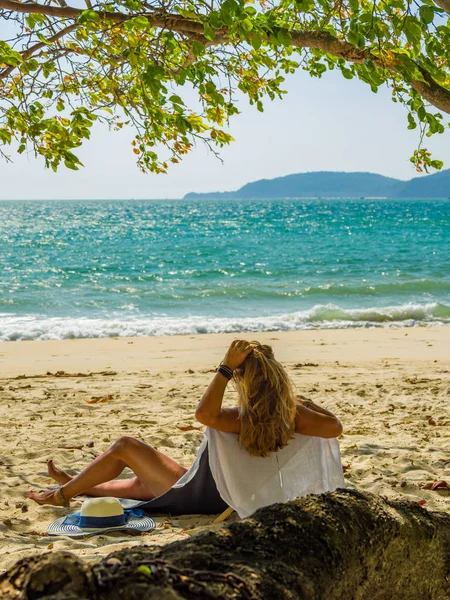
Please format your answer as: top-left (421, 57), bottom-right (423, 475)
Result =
top-left (184, 170), bottom-right (450, 200)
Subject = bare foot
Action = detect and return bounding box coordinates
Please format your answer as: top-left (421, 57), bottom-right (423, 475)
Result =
top-left (47, 459), bottom-right (72, 485)
top-left (27, 488), bottom-right (66, 506)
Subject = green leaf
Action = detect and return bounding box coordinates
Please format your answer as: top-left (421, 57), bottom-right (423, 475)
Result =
top-left (125, 16), bottom-right (149, 31)
top-left (42, 61), bottom-right (56, 78)
top-left (128, 34), bottom-right (139, 48)
top-left (220, 0), bottom-right (238, 24)
top-left (403, 17), bottom-right (422, 47)
top-left (169, 95), bottom-right (184, 105)
top-left (221, 11), bottom-right (234, 26)
top-left (144, 65), bottom-right (164, 80)
top-left (123, 0), bottom-right (142, 10)
top-left (407, 113), bottom-right (417, 129)
top-left (20, 58), bottom-right (39, 74)
top-left (251, 32), bottom-right (262, 50)
top-left (36, 33), bottom-right (53, 45)
top-left (341, 67), bottom-right (354, 79)
top-left (0, 129), bottom-right (12, 145)
top-left (25, 14), bottom-right (46, 29)
top-left (221, 0), bottom-right (238, 17)
top-left (430, 159), bottom-right (444, 170)
top-left (203, 23), bottom-right (215, 41)
top-left (419, 5), bottom-right (434, 25)
top-left (315, 62), bottom-right (327, 75)
top-left (0, 42), bottom-right (23, 67)
top-left (26, 59), bottom-right (39, 72)
top-left (64, 159), bottom-right (79, 170)
top-left (209, 11), bottom-right (223, 28)
top-left (241, 18), bottom-right (253, 33)
top-left (77, 10), bottom-right (100, 24)
top-left (192, 41), bottom-right (205, 57)
top-left (277, 29), bottom-right (292, 47)
top-left (175, 115), bottom-right (192, 133)
top-left (347, 30), bottom-right (365, 49)
top-left (295, 0), bottom-right (314, 12)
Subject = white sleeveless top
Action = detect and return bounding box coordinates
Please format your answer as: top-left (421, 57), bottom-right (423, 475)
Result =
top-left (120, 427), bottom-right (345, 518)
top-left (205, 427), bottom-right (345, 518)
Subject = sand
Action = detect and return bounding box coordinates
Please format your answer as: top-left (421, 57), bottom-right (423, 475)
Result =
top-left (1, 327), bottom-right (449, 574)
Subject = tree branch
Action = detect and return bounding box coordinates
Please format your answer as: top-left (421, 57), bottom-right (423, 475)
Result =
top-left (1, 489), bottom-right (450, 600)
top-left (433, 0), bottom-right (450, 14)
top-left (0, 0), bottom-right (449, 115)
top-left (0, 0), bottom-right (206, 35)
top-left (0, 23), bottom-right (78, 79)
top-left (289, 30), bottom-right (450, 115)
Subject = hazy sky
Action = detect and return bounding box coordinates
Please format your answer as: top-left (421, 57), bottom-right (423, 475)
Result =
top-left (1, 68), bottom-right (449, 200)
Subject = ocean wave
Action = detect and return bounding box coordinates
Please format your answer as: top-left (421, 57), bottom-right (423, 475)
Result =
top-left (302, 279), bottom-right (450, 296)
top-left (1, 302), bottom-right (449, 341)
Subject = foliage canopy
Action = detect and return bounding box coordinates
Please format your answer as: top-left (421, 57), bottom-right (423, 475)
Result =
top-left (0, 0), bottom-right (449, 173)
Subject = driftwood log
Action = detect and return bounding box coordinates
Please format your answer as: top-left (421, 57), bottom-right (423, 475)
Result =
top-left (1, 488), bottom-right (449, 600)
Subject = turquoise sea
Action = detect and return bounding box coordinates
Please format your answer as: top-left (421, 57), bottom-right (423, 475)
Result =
top-left (1, 198), bottom-right (449, 341)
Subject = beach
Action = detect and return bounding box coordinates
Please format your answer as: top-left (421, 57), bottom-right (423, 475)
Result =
top-left (1, 326), bottom-right (449, 574)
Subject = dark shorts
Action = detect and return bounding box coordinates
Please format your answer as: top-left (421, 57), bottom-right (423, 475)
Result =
top-left (137, 444), bottom-right (228, 516)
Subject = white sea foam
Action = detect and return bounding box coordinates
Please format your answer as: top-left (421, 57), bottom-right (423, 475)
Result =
top-left (0, 302), bottom-right (449, 341)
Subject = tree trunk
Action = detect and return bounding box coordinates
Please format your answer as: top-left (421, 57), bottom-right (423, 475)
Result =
top-left (1, 488), bottom-right (449, 600)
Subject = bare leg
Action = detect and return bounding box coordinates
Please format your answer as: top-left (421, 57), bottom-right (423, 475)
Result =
top-left (47, 460), bottom-right (72, 485)
top-left (82, 477), bottom-right (158, 500)
top-left (27, 437), bottom-right (187, 506)
top-left (47, 460), bottom-right (156, 500)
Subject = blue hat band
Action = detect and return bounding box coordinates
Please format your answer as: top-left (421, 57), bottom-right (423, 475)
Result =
top-left (79, 514), bottom-right (126, 529)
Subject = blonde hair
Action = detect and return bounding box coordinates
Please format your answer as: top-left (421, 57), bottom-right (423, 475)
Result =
top-left (233, 342), bottom-right (296, 457)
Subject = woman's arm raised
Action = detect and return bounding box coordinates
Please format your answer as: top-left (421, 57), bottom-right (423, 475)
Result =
top-left (194, 373), bottom-right (241, 433)
top-left (194, 340), bottom-right (255, 433)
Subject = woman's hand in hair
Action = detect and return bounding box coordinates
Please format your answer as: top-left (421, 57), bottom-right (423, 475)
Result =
top-left (222, 339), bottom-right (257, 371)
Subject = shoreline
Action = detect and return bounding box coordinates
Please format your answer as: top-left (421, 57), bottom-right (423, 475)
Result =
top-left (2, 305), bottom-right (449, 344)
top-left (0, 326), bottom-right (449, 573)
top-left (0, 325), bottom-right (449, 377)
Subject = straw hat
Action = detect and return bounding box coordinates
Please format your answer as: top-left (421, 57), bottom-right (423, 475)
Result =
top-left (47, 497), bottom-right (155, 537)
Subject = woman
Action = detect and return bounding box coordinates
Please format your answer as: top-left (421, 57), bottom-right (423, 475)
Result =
top-left (27, 340), bottom-right (343, 513)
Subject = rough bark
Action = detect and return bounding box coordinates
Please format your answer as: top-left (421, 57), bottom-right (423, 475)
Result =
top-left (433, 0), bottom-right (450, 15)
top-left (1, 488), bottom-right (449, 600)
